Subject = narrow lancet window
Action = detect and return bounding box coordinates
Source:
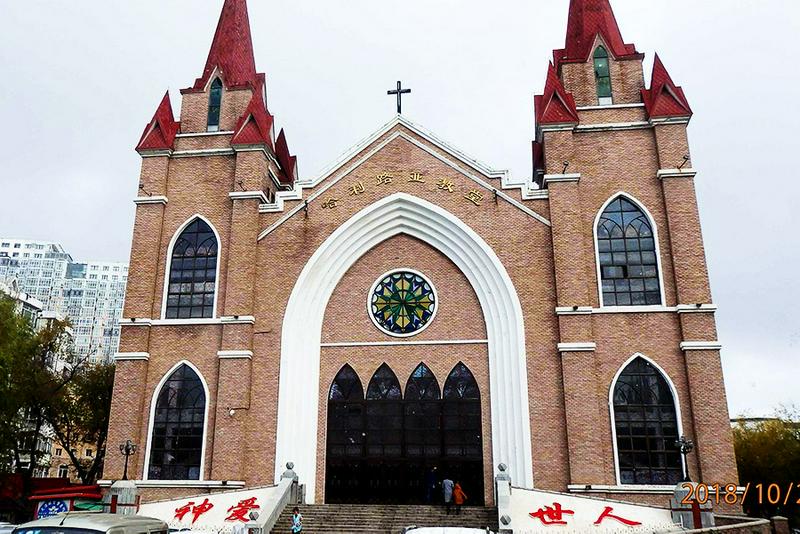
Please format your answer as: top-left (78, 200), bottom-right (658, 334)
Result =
top-left (594, 46), bottom-right (613, 105)
top-left (207, 78), bottom-right (223, 132)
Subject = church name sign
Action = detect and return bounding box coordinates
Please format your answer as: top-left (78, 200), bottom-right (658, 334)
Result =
top-left (320, 171), bottom-right (488, 211)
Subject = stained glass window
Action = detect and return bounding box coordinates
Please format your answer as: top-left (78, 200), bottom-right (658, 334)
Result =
top-left (148, 364), bottom-right (205, 480)
top-left (442, 363), bottom-right (482, 459)
top-left (405, 363), bottom-right (442, 458)
top-left (207, 78), bottom-right (222, 132)
top-left (370, 271), bottom-right (436, 336)
top-left (594, 46), bottom-right (612, 102)
top-left (165, 218), bottom-right (218, 319)
top-left (597, 196), bottom-right (662, 306)
top-left (365, 364), bottom-right (402, 457)
top-left (327, 365), bottom-right (365, 459)
top-left (613, 357), bottom-right (683, 485)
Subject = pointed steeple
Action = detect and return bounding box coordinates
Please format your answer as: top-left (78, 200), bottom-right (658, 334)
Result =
top-left (554, 0), bottom-right (641, 67)
top-left (136, 92), bottom-right (180, 153)
top-left (534, 63), bottom-right (580, 126)
top-left (185, 0), bottom-right (257, 93)
top-left (641, 54), bottom-right (692, 119)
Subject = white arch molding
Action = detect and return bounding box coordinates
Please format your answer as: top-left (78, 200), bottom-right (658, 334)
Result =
top-left (608, 352), bottom-right (687, 486)
top-left (142, 360), bottom-right (211, 481)
top-left (274, 193), bottom-right (534, 501)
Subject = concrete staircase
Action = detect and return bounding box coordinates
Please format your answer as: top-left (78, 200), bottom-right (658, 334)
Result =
top-left (270, 503), bottom-right (498, 534)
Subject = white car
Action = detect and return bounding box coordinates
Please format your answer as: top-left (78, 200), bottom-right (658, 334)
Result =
top-left (404, 529), bottom-right (495, 534)
top-left (13, 513), bottom-right (168, 534)
top-left (0, 523), bottom-right (16, 534)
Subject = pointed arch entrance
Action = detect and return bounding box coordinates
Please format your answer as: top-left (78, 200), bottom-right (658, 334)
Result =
top-left (325, 363), bottom-right (485, 504)
top-left (275, 193), bottom-right (533, 501)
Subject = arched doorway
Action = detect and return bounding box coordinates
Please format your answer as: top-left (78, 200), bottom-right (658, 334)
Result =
top-left (325, 362), bottom-right (484, 505)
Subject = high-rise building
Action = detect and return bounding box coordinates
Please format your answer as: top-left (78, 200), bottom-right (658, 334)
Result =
top-left (0, 238), bottom-right (127, 362)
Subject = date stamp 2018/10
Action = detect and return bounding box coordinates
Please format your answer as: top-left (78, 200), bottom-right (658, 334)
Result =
top-left (681, 482), bottom-right (800, 506)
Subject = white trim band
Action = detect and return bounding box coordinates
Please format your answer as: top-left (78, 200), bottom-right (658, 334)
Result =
top-left (657, 168), bottom-right (698, 180)
top-left (133, 196), bottom-right (168, 205)
top-left (114, 352), bottom-right (150, 361)
top-left (676, 304), bottom-right (717, 314)
top-left (321, 339), bottom-right (489, 348)
top-left (681, 341), bottom-right (722, 351)
top-left (120, 318), bottom-right (153, 326)
top-left (567, 484), bottom-right (676, 495)
top-left (555, 306), bottom-right (593, 316)
top-left (558, 342), bottom-right (597, 353)
top-left (229, 191), bottom-right (269, 203)
top-left (543, 173), bottom-right (581, 185)
top-left (123, 316), bottom-right (255, 326)
top-left (221, 315), bottom-right (256, 324)
top-left (575, 103), bottom-right (646, 111)
top-left (217, 350), bottom-right (253, 360)
top-left (97, 480), bottom-right (246, 489)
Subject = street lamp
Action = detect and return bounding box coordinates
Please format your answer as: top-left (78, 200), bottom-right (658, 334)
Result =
top-left (119, 440), bottom-right (137, 481)
top-left (675, 435), bottom-right (694, 482)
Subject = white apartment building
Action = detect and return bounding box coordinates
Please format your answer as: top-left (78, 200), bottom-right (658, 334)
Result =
top-left (0, 238), bottom-right (127, 363)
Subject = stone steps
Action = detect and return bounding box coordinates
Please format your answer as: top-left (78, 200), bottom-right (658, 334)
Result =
top-left (270, 503), bottom-right (498, 534)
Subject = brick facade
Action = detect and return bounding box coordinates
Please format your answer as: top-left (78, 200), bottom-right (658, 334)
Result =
top-left (105, 0), bottom-right (739, 512)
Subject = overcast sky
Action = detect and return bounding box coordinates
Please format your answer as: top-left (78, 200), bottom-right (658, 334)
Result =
top-left (1, 0), bottom-right (798, 417)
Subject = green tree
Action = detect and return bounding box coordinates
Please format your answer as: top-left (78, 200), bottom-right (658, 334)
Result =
top-left (733, 408), bottom-right (800, 527)
top-left (0, 295), bottom-right (83, 487)
top-left (46, 362), bottom-right (115, 484)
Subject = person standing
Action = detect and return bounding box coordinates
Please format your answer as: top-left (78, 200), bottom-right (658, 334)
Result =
top-left (424, 466), bottom-right (438, 504)
top-left (453, 481), bottom-right (468, 515)
top-left (290, 507), bottom-right (302, 533)
top-left (442, 476), bottom-right (454, 514)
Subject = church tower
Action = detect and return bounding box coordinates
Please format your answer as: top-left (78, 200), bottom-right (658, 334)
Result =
top-left (534, 0), bottom-right (738, 490)
top-left (107, 0), bottom-right (297, 484)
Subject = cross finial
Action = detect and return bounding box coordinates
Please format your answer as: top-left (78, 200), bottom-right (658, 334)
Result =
top-left (387, 81), bottom-right (411, 114)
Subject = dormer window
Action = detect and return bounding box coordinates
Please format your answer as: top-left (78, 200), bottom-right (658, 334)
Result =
top-left (594, 46), bottom-right (613, 105)
top-left (207, 78), bottom-right (223, 132)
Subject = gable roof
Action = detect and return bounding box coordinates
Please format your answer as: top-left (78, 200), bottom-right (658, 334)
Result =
top-left (230, 88), bottom-right (275, 148)
top-left (136, 92), bottom-right (180, 153)
top-left (641, 54), bottom-right (692, 119)
top-left (534, 62), bottom-right (580, 126)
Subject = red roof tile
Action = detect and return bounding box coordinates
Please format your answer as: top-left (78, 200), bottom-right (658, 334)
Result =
top-left (184, 0), bottom-right (257, 93)
top-left (275, 129), bottom-right (297, 186)
top-left (641, 54), bottom-right (692, 119)
top-left (136, 92), bottom-right (180, 152)
top-left (535, 62), bottom-right (580, 126)
top-left (554, 0), bottom-right (642, 68)
top-left (231, 88), bottom-right (274, 148)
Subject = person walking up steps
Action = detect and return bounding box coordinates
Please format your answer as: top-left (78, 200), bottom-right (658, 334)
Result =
top-left (442, 475), bottom-right (454, 515)
top-left (453, 481), bottom-right (468, 515)
top-left (290, 507), bottom-right (302, 533)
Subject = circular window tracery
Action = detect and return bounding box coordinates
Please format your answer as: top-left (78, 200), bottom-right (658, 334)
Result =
top-left (369, 270), bottom-right (437, 337)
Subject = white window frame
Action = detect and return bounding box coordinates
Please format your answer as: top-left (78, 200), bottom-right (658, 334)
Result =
top-left (160, 214), bottom-right (222, 321)
top-left (142, 360), bottom-right (210, 482)
top-left (608, 352), bottom-right (687, 487)
top-left (593, 192), bottom-right (667, 309)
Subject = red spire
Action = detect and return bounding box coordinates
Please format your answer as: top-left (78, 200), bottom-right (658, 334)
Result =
top-left (641, 54), bottom-right (692, 119)
top-left (136, 92), bottom-right (180, 153)
top-left (534, 63), bottom-right (580, 126)
top-left (275, 129), bottom-right (298, 186)
top-left (554, 0), bottom-right (641, 67)
top-left (231, 89), bottom-right (275, 148)
top-left (184, 0), bottom-right (257, 93)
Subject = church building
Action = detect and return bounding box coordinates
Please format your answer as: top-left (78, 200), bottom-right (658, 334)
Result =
top-left (106, 0), bottom-right (739, 509)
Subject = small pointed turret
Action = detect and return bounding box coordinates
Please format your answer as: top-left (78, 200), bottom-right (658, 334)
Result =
top-left (554, 0), bottom-right (641, 67)
top-left (185, 0), bottom-right (257, 92)
top-left (641, 54), bottom-right (692, 119)
top-left (275, 129), bottom-right (298, 186)
top-left (534, 63), bottom-right (580, 126)
top-left (231, 88), bottom-right (275, 148)
top-left (136, 92), bottom-right (180, 153)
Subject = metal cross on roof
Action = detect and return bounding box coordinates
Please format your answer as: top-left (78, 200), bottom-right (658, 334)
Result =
top-left (387, 81), bottom-right (411, 114)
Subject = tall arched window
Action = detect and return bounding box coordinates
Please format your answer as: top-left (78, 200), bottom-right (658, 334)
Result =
top-left (207, 78), bottom-right (223, 132)
top-left (148, 363), bottom-right (206, 480)
top-left (597, 195), bottom-right (662, 306)
top-left (404, 363), bottom-right (441, 458)
top-left (365, 364), bottom-right (402, 458)
top-left (327, 365), bottom-right (365, 458)
top-left (594, 46), bottom-right (612, 104)
top-left (442, 363), bottom-right (481, 458)
top-left (165, 218), bottom-right (218, 319)
top-left (613, 357), bottom-right (683, 485)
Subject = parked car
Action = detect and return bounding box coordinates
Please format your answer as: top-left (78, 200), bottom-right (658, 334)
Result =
top-left (13, 513), bottom-right (167, 534)
top-left (402, 528), bottom-right (495, 534)
top-left (0, 523), bottom-right (16, 534)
